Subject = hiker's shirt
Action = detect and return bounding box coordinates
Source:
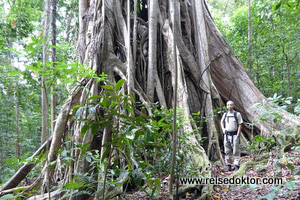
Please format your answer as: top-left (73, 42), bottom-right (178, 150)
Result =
top-left (221, 111), bottom-right (243, 132)
top-left (222, 111), bottom-right (243, 166)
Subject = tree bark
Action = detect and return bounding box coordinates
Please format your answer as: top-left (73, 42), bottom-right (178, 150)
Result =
top-left (193, 0), bottom-right (221, 160)
top-left (41, 0), bottom-right (50, 145)
top-left (6, 0), bottom-right (300, 198)
top-left (78, 0), bottom-right (89, 64)
top-left (169, 0), bottom-right (179, 195)
top-left (51, 0), bottom-right (57, 134)
top-left (146, 0), bottom-right (158, 102)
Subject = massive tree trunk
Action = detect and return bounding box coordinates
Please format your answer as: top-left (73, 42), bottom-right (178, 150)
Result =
top-left (1, 0), bottom-right (299, 198)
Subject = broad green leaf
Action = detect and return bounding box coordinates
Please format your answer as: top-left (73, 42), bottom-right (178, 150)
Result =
top-left (81, 124), bottom-right (90, 137)
top-left (86, 156), bottom-right (92, 163)
top-left (101, 85), bottom-right (114, 91)
top-left (13, 187), bottom-right (27, 194)
top-left (88, 95), bottom-right (102, 100)
top-left (0, 194), bottom-right (15, 200)
top-left (154, 179), bottom-right (161, 197)
top-left (116, 79), bottom-right (125, 92)
top-left (72, 105), bottom-right (83, 117)
top-left (287, 163), bottom-right (294, 173)
top-left (101, 99), bottom-right (111, 108)
top-left (91, 123), bottom-right (99, 135)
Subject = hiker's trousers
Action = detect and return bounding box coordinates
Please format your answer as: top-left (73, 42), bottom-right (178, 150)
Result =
top-left (224, 134), bottom-right (240, 166)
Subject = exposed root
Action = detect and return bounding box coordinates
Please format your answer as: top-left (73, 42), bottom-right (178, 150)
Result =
top-left (26, 189), bottom-right (63, 200)
top-left (230, 159), bottom-right (268, 178)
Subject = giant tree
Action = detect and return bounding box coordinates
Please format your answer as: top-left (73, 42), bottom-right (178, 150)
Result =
top-left (1, 0), bottom-right (299, 199)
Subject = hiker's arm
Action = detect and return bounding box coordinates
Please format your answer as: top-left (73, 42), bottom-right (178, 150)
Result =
top-left (220, 116), bottom-right (225, 133)
top-left (237, 124), bottom-right (242, 136)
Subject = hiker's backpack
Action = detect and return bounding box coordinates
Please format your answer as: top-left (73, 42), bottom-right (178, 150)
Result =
top-left (223, 111), bottom-right (238, 128)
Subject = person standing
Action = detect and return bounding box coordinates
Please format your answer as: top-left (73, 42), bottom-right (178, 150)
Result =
top-left (221, 100), bottom-right (243, 172)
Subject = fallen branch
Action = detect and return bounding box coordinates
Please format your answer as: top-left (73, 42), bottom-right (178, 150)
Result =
top-left (0, 186), bottom-right (29, 197)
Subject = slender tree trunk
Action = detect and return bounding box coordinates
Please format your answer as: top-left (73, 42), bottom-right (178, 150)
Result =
top-left (14, 82), bottom-right (20, 159)
top-left (8, 44), bottom-right (21, 159)
top-left (169, 0), bottom-right (178, 195)
top-left (41, 0), bottom-right (50, 145)
top-left (8, 36), bottom-right (21, 159)
top-left (127, 0), bottom-right (133, 96)
top-left (147, 0), bottom-right (158, 102)
top-left (65, 0), bottom-right (75, 42)
top-left (279, 12), bottom-right (287, 95)
top-left (248, 0), bottom-right (253, 79)
top-left (133, 0), bottom-right (137, 76)
top-left (41, 0), bottom-right (51, 197)
top-left (78, 0), bottom-right (88, 64)
top-left (51, 0), bottom-right (57, 135)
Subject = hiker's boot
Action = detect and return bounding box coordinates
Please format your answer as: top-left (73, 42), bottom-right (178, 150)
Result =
top-left (223, 165), bottom-right (232, 172)
top-left (234, 165), bottom-right (240, 171)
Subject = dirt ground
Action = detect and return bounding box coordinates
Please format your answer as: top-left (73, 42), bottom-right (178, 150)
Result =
top-left (124, 149), bottom-right (300, 200)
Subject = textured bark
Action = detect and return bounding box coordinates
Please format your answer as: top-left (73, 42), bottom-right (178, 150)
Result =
top-left (193, 0), bottom-right (220, 159)
top-left (78, 0), bottom-right (89, 64)
top-left (4, 0), bottom-right (300, 198)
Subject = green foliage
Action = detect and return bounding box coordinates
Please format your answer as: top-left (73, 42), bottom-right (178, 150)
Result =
top-left (0, 65), bottom-right (42, 184)
top-left (256, 179), bottom-right (299, 200)
top-left (56, 79), bottom-right (198, 198)
top-left (250, 98), bottom-right (299, 155)
top-left (208, 0), bottom-right (300, 99)
top-left (267, 93), bottom-right (300, 115)
top-left (248, 135), bottom-right (276, 155)
top-left (0, 194), bottom-right (15, 200)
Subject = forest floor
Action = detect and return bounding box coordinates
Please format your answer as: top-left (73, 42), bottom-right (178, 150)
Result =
top-left (124, 149), bottom-right (300, 200)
